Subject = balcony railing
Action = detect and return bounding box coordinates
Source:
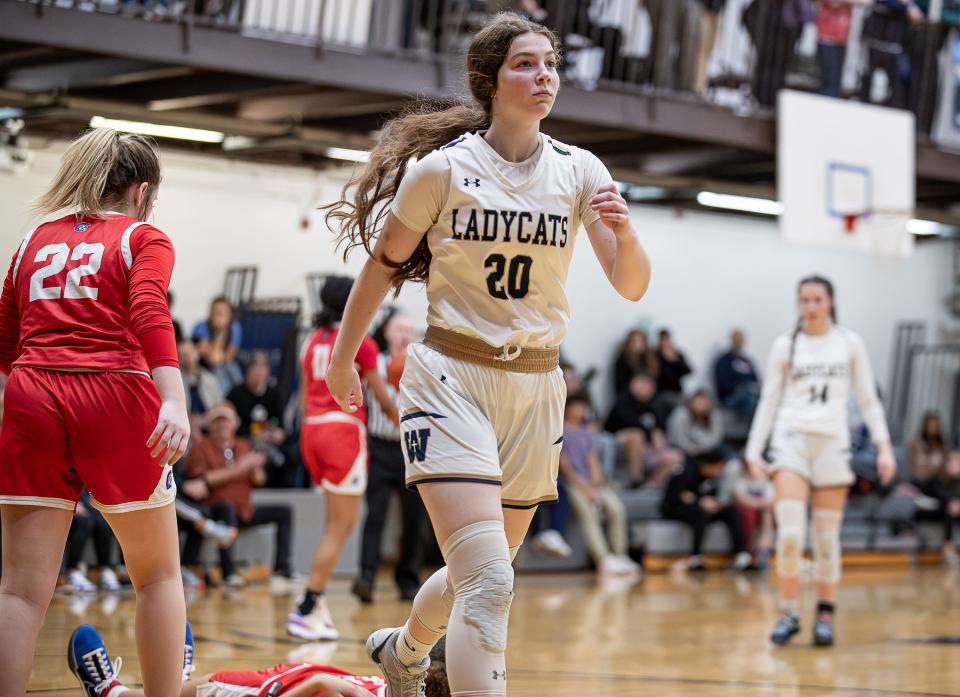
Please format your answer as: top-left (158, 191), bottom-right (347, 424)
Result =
top-left (18, 0), bottom-right (960, 142)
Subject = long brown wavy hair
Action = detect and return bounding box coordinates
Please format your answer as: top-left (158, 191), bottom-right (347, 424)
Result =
top-left (322, 13), bottom-right (561, 291)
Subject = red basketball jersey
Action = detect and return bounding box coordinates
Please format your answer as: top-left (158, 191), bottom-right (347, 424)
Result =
top-left (301, 328), bottom-right (378, 422)
top-left (0, 213), bottom-right (177, 374)
top-left (208, 663), bottom-right (387, 696)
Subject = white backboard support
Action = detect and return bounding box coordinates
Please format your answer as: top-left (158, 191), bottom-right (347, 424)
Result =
top-left (778, 90), bottom-right (915, 258)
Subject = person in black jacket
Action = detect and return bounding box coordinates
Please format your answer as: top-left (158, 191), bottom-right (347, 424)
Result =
top-left (660, 447), bottom-right (752, 571)
top-left (655, 329), bottom-right (692, 408)
top-left (606, 372), bottom-right (683, 489)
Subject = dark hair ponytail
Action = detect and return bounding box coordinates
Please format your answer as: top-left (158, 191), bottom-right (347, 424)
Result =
top-left (314, 275), bottom-right (354, 328)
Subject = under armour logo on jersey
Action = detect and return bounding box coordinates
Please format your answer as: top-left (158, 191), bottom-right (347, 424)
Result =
top-left (404, 429), bottom-right (431, 463)
top-left (463, 177), bottom-right (481, 187)
top-left (492, 671), bottom-right (507, 680)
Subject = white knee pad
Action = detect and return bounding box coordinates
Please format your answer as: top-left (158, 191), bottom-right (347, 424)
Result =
top-left (443, 520), bottom-right (514, 654)
top-left (775, 500), bottom-right (807, 579)
top-left (811, 509), bottom-right (843, 584)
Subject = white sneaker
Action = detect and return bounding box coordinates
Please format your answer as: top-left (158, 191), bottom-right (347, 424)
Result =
top-left (99, 568), bottom-right (122, 592)
top-left (599, 554), bottom-right (632, 575)
top-left (614, 554), bottom-right (642, 576)
top-left (730, 551), bottom-right (753, 572)
top-left (287, 596), bottom-right (339, 641)
top-left (532, 530), bottom-right (573, 558)
top-left (366, 627), bottom-right (429, 697)
top-left (223, 574), bottom-right (247, 589)
top-left (68, 569), bottom-right (98, 594)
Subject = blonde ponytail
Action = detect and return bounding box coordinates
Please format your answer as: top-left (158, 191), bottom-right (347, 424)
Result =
top-left (33, 128), bottom-right (161, 218)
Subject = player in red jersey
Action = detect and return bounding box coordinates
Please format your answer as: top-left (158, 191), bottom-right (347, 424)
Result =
top-left (0, 128), bottom-right (189, 696)
top-left (287, 276), bottom-right (398, 641)
top-left (68, 622), bottom-right (452, 697)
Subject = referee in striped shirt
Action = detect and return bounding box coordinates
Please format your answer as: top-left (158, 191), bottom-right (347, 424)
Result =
top-left (352, 312), bottom-right (426, 602)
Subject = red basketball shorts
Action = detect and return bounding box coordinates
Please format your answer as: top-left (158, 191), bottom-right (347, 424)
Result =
top-left (301, 412), bottom-right (368, 496)
top-left (0, 367), bottom-right (176, 513)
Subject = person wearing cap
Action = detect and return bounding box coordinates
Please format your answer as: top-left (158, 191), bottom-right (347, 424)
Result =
top-left (182, 402), bottom-right (294, 586)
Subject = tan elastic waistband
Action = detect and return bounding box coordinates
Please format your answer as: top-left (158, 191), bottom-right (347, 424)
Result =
top-left (423, 326), bottom-right (559, 373)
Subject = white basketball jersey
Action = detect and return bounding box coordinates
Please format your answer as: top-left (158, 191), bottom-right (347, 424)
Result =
top-left (424, 132), bottom-right (597, 349)
top-left (745, 326), bottom-right (890, 461)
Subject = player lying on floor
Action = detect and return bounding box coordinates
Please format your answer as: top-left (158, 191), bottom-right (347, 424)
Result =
top-left (68, 623), bottom-right (451, 697)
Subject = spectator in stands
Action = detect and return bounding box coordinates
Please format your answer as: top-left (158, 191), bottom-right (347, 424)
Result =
top-left (660, 447), bottom-right (752, 571)
top-left (816, 1), bottom-right (856, 98)
top-left (62, 492), bottom-right (124, 593)
top-left (173, 459), bottom-right (239, 590)
top-left (353, 312), bottom-right (427, 604)
top-left (613, 328), bottom-right (658, 396)
top-left (646, 0), bottom-right (699, 90)
top-left (605, 372), bottom-right (683, 489)
top-left (744, 0), bottom-right (812, 108)
top-left (227, 352), bottom-right (291, 487)
top-left (489, 0), bottom-right (549, 22)
top-left (529, 482), bottom-right (574, 558)
top-left (909, 410), bottom-right (947, 496)
top-left (179, 340), bottom-right (222, 431)
top-left (931, 446), bottom-right (960, 565)
top-left (693, 0), bottom-right (727, 95)
top-left (859, 0), bottom-right (924, 109)
top-left (561, 393), bottom-right (640, 576)
top-left (655, 328), bottom-right (692, 408)
top-left (167, 290), bottom-right (184, 343)
top-left (183, 403), bottom-right (294, 587)
top-left (192, 296), bottom-right (243, 394)
top-left (667, 388), bottom-right (726, 457)
top-left (563, 359), bottom-right (617, 478)
top-left (713, 328), bottom-right (760, 419)
top-left (727, 460), bottom-right (776, 568)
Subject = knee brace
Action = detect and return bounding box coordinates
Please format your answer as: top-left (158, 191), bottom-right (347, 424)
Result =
top-left (811, 509), bottom-right (843, 584)
top-left (443, 520), bottom-right (514, 654)
top-left (774, 500), bottom-right (807, 579)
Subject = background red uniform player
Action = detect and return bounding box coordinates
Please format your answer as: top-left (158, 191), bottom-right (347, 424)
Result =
top-left (287, 275), bottom-right (397, 642)
top-left (0, 128), bottom-right (190, 696)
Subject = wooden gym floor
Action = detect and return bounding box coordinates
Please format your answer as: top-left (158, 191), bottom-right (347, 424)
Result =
top-left (28, 567), bottom-right (960, 696)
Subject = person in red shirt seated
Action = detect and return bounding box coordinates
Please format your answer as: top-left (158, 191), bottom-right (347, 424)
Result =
top-left (68, 622), bottom-right (452, 697)
top-left (182, 402), bottom-right (294, 587)
top-left (0, 128), bottom-right (189, 696)
top-left (288, 276), bottom-right (397, 641)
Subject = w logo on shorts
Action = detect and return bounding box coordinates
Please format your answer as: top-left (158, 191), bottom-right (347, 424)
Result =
top-left (404, 429), bottom-right (431, 463)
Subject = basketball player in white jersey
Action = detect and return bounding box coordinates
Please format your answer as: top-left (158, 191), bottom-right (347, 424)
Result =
top-left (320, 13), bottom-right (651, 697)
top-left (746, 276), bottom-right (895, 647)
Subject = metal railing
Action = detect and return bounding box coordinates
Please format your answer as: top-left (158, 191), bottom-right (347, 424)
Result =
top-left (19, 0), bottom-right (960, 136)
top-left (897, 344), bottom-right (960, 446)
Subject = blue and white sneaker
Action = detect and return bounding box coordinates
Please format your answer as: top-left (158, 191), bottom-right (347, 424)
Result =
top-left (183, 622), bottom-right (196, 681)
top-left (68, 625), bottom-right (123, 697)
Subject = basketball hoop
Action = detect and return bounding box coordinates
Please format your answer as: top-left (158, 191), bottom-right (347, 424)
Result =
top-left (843, 213), bottom-right (860, 234)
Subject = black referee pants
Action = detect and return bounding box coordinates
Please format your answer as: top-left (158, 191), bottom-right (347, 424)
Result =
top-left (358, 436), bottom-right (426, 592)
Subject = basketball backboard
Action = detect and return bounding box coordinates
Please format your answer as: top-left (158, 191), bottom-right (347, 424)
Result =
top-left (778, 90), bottom-right (915, 258)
